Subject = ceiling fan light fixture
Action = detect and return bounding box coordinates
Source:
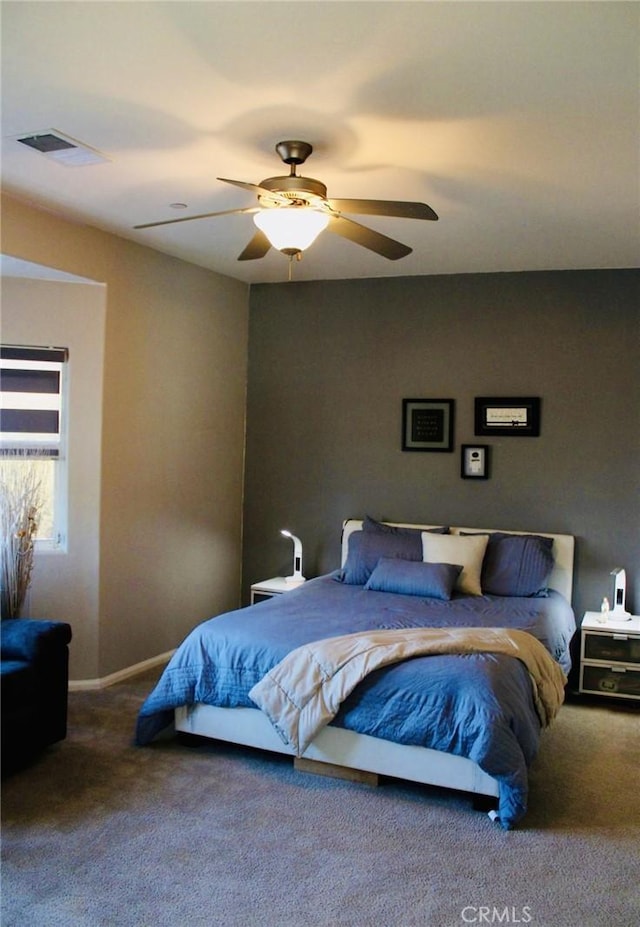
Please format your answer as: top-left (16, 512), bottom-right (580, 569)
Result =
top-left (253, 207), bottom-right (329, 255)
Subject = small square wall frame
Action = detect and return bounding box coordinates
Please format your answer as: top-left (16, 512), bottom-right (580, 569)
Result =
top-left (402, 399), bottom-right (454, 452)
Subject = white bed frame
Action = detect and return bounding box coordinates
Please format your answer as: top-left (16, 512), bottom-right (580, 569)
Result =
top-left (176, 521), bottom-right (574, 802)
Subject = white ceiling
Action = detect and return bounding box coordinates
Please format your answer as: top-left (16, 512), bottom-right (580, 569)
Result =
top-left (2, 1), bottom-right (638, 285)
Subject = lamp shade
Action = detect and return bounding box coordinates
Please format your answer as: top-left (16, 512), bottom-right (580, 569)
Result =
top-left (254, 208), bottom-right (329, 255)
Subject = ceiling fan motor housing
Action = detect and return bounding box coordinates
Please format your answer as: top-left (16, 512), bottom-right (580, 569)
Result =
top-left (258, 175), bottom-right (328, 208)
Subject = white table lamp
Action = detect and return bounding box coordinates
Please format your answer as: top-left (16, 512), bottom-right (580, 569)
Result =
top-left (610, 568), bottom-right (631, 619)
top-left (280, 529), bottom-right (305, 584)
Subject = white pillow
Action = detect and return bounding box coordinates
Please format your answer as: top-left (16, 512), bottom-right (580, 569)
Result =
top-left (421, 533), bottom-right (489, 596)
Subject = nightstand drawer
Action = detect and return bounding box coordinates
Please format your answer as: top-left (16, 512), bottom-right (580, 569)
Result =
top-left (250, 577), bottom-right (305, 605)
top-left (583, 633), bottom-right (640, 665)
top-left (580, 664), bottom-right (640, 700)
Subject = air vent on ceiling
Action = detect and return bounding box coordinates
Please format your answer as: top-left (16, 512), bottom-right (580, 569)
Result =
top-left (15, 130), bottom-right (109, 167)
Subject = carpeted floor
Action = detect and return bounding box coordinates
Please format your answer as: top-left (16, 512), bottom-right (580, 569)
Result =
top-left (1, 669), bottom-right (639, 927)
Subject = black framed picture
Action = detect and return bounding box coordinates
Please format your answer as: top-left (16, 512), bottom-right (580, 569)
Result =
top-left (461, 444), bottom-right (489, 479)
top-left (402, 398), bottom-right (454, 452)
top-left (474, 397), bottom-right (541, 437)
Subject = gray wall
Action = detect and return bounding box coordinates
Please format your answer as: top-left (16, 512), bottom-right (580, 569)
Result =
top-left (243, 269), bottom-right (639, 636)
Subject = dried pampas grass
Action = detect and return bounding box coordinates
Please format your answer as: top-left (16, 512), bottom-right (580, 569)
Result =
top-left (1, 455), bottom-right (43, 619)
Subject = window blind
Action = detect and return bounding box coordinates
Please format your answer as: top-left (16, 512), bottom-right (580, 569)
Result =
top-left (0, 346), bottom-right (68, 457)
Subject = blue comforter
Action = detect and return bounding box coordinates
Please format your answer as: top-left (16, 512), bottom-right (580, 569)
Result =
top-left (136, 573), bottom-right (575, 828)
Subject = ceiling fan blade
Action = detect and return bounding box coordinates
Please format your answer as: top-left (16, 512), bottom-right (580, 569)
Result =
top-left (217, 177), bottom-right (268, 195)
top-left (327, 215), bottom-right (412, 260)
top-left (237, 229), bottom-right (272, 261)
top-left (134, 206), bottom-right (258, 230)
top-left (328, 199), bottom-right (438, 221)
top-left (217, 177), bottom-right (291, 205)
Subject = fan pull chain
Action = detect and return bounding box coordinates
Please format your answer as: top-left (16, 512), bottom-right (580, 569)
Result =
top-left (287, 252), bottom-right (303, 281)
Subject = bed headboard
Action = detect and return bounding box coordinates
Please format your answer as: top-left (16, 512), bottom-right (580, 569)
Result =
top-left (341, 519), bottom-right (575, 602)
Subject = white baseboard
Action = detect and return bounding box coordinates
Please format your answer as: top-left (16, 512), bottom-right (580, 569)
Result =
top-left (68, 650), bottom-right (174, 691)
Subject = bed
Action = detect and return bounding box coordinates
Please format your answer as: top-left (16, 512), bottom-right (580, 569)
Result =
top-left (136, 518), bottom-right (576, 829)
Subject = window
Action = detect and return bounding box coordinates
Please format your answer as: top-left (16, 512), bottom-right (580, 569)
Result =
top-left (0, 345), bottom-right (68, 547)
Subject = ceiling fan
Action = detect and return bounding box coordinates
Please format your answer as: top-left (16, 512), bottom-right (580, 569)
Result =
top-left (134, 140), bottom-right (438, 263)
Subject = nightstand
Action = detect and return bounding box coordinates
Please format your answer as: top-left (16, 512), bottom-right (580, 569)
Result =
top-left (579, 612), bottom-right (640, 702)
top-left (250, 577), bottom-right (303, 604)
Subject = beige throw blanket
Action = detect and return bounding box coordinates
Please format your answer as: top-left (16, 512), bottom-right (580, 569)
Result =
top-left (249, 627), bottom-right (567, 757)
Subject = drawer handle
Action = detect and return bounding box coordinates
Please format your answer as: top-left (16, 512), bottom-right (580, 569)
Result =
top-left (612, 634), bottom-right (628, 641)
top-left (610, 666), bottom-right (627, 673)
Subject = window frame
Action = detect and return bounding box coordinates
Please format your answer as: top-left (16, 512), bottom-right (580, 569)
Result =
top-left (0, 344), bottom-right (69, 549)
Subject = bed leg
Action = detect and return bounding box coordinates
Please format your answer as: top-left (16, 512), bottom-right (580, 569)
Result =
top-left (294, 757), bottom-right (379, 786)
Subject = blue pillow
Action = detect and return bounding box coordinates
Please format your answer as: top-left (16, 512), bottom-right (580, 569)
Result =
top-left (337, 530), bottom-right (423, 585)
top-left (481, 533), bottom-right (554, 597)
top-left (363, 516), bottom-right (448, 536)
top-left (364, 558), bottom-right (462, 600)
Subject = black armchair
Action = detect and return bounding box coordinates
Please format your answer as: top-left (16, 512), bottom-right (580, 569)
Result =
top-left (1, 618), bottom-right (72, 772)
